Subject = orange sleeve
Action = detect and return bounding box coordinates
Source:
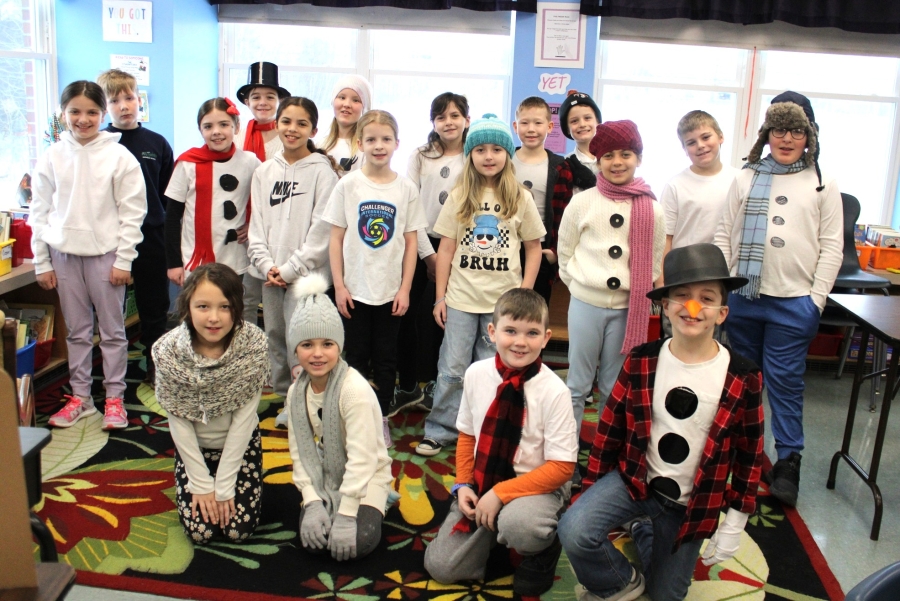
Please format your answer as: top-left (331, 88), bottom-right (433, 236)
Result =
top-left (491, 460), bottom-right (575, 505)
top-left (455, 432), bottom-right (477, 485)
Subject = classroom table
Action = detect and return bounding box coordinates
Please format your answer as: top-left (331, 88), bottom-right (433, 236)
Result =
top-left (825, 293), bottom-right (900, 540)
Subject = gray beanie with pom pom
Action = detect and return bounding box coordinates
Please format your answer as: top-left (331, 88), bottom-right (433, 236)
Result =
top-left (287, 274), bottom-right (344, 354)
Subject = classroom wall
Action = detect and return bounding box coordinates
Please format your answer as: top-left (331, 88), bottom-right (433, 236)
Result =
top-left (510, 4), bottom-right (599, 154)
top-left (55, 0), bottom-right (218, 151)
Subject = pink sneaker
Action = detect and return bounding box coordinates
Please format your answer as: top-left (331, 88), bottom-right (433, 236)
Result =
top-left (102, 397), bottom-right (128, 430)
top-left (48, 395), bottom-right (97, 428)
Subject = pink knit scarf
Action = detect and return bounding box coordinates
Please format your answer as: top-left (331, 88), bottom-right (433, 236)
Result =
top-left (595, 175), bottom-right (656, 355)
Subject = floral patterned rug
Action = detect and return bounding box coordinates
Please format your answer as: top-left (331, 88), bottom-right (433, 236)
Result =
top-left (31, 348), bottom-right (843, 600)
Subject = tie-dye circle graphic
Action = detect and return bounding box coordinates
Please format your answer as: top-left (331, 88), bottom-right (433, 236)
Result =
top-left (357, 201), bottom-right (396, 249)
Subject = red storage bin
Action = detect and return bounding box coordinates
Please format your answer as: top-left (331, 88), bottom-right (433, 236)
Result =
top-left (10, 219), bottom-right (32, 267)
top-left (34, 338), bottom-right (55, 370)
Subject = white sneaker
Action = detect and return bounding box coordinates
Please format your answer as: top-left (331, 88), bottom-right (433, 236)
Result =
top-left (575, 569), bottom-right (645, 601)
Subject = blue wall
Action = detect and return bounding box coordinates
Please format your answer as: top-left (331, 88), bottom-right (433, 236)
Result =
top-left (511, 5), bottom-right (599, 154)
top-left (55, 0), bottom-right (218, 152)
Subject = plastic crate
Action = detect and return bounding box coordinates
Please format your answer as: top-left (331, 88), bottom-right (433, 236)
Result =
top-left (123, 289), bottom-right (138, 319)
top-left (34, 338), bottom-right (55, 370)
top-left (856, 244), bottom-right (874, 269)
top-left (808, 332), bottom-right (843, 357)
top-left (647, 314), bottom-right (661, 341)
top-left (870, 245), bottom-right (900, 269)
top-left (16, 339), bottom-right (36, 378)
top-left (0, 239), bottom-right (14, 276)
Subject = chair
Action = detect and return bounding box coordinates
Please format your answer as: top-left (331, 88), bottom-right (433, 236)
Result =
top-left (819, 193), bottom-right (890, 380)
top-left (845, 561), bottom-right (900, 600)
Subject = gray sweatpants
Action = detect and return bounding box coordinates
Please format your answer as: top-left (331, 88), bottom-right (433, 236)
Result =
top-left (261, 283), bottom-right (302, 396)
top-left (424, 488), bottom-right (568, 584)
top-left (243, 273), bottom-right (263, 326)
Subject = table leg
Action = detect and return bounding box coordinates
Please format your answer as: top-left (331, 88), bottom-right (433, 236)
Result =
top-left (828, 330), bottom-right (869, 489)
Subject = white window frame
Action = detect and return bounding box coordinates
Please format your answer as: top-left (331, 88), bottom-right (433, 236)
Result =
top-left (1, 0), bottom-right (57, 169)
top-left (593, 38), bottom-right (900, 224)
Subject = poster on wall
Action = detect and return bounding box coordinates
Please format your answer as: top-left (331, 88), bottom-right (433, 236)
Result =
top-left (545, 103), bottom-right (566, 154)
top-left (102, 1), bottom-right (152, 43)
top-left (110, 54), bottom-right (149, 85)
top-left (139, 91), bottom-right (149, 122)
top-left (534, 2), bottom-right (586, 69)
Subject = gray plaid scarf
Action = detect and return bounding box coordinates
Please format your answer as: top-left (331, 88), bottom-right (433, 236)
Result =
top-left (736, 154), bottom-right (807, 299)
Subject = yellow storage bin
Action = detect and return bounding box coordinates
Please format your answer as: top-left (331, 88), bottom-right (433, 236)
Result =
top-left (0, 239), bottom-right (16, 276)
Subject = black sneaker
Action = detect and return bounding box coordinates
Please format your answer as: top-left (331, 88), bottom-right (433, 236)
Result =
top-left (387, 385), bottom-right (425, 417)
top-left (419, 380), bottom-right (435, 412)
top-left (570, 468), bottom-right (583, 490)
top-left (768, 452), bottom-right (801, 507)
top-left (514, 536), bottom-right (563, 596)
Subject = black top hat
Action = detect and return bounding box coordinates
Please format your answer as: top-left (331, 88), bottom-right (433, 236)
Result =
top-left (646, 243), bottom-right (748, 301)
top-left (236, 62), bottom-right (290, 105)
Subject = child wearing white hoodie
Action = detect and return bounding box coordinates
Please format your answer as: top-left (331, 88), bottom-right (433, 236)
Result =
top-left (32, 81), bottom-right (147, 430)
top-left (248, 97), bottom-right (340, 400)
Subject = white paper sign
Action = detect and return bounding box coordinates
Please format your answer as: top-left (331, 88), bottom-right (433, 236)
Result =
top-left (537, 73), bottom-right (571, 95)
top-left (102, 1), bottom-right (152, 43)
top-left (534, 2), bottom-right (586, 69)
top-left (111, 54), bottom-right (149, 86)
top-left (139, 91), bottom-right (149, 122)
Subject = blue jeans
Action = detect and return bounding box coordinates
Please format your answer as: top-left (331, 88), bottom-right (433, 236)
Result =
top-left (725, 294), bottom-right (820, 460)
top-left (559, 471), bottom-right (703, 601)
top-left (424, 307), bottom-right (495, 445)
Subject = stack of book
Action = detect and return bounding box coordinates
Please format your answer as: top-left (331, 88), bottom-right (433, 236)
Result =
top-left (0, 301), bottom-right (55, 350)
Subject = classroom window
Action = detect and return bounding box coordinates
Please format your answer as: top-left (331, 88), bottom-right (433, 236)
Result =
top-left (221, 22), bottom-right (512, 171)
top-left (0, 0), bottom-right (54, 210)
top-left (595, 41), bottom-right (900, 225)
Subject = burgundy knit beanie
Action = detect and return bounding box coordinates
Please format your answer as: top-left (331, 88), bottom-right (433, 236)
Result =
top-left (589, 120), bottom-right (643, 158)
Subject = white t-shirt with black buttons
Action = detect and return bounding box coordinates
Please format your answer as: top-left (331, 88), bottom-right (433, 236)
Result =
top-left (645, 339), bottom-right (730, 505)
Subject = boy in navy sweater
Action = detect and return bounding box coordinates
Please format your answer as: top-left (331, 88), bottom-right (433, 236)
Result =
top-left (98, 69), bottom-right (174, 386)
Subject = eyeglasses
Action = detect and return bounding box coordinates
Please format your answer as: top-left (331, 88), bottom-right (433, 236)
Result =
top-left (771, 128), bottom-right (807, 140)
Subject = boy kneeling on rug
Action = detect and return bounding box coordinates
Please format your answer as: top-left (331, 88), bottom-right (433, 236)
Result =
top-left (559, 243), bottom-right (764, 601)
top-left (284, 274), bottom-right (393, 561)
top-left (424, 288), bottom-right (578, 596)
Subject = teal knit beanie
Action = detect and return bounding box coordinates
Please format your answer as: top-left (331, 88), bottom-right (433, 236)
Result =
top-left (464, 113), bottom-right (515, 158)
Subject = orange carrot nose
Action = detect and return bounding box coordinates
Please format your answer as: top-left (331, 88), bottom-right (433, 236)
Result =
top-left (684, 299), bottom-right (703, 318)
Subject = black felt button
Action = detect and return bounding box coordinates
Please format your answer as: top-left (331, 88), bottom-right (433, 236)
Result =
top-left (607, 277), bottom-right (620, 290)
top-left (220, 174), bottom-right (239, 192)
top-left (225, 229), bottom-right (238, 244)
top-left (665, 387), bottom-right (698, 419)
top-left (650, 476), bottom-right (681, 500)
top-left (223, 200), bottom-right (237, 220)
top-left (658, 433), bottom-right (690, 464)
top-left (609, 245), bottom-right (622, 259)
top-left (610, 213), bottom-right (624, 228)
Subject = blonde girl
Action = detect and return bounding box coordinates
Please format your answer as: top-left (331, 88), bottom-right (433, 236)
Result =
top-left (416, 114), bottom-right (546, 457)
top-left (324, 110), bottom-right (427, 443)
top-left (314, 75), bottom-right (372, 173)
top-left (391, 92), bottom-right (471, 416)
top-left (164, 97), bottom-right (261, 323)
top-left (34, 80), bottom-right (146, 431)
top-left (153, 263), bottom-right (269, 544)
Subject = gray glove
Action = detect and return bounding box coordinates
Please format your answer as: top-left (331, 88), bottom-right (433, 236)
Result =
top-left (300, 501), bottom-right (331, 550)
top-left (328, 513), bottom-right (357, 561)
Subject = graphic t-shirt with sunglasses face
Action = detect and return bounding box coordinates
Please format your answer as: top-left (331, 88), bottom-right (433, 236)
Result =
top-left (433, 188), bottom-right (545, 314)
top-left (165, 149), bottom-right (260, 275)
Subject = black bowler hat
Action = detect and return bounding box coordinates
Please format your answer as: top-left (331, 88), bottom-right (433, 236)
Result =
top-left (237, 62), bottom-right (290, 105)
top-left (646, 243), bottom-right (748, 301)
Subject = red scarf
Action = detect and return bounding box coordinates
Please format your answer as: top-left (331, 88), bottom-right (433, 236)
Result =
top-left (242, 119), bottom-right (277, 162)
top-left (453, 354), bottom-right (542, 534)
top-left (595, 175), bottom-right (656, 355)
top-left (176, 144), bottom-right (237, 271)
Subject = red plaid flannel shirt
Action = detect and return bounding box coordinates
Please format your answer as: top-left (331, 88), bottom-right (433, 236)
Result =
top-left (546, 152), bottom-right (573, 255)
top-left (584, 339), bottom-right (764, 549)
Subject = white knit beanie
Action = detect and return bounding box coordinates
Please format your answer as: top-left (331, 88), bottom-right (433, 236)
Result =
top-left (331, 75), bottom-right (373, 113)
top-left (288, 274), bottom-right (345, 354)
